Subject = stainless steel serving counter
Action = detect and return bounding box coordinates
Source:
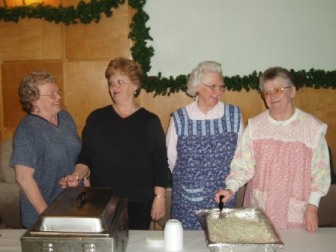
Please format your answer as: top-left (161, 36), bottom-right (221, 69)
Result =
top-left (1, 228), bottom-right (336, 252)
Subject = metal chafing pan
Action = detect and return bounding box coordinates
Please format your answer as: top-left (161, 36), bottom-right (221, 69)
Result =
top-left (195, 208), bottom-right (284, 252)
top-left (21, 187), bottom-right (128, 252)
top-left (30, 187), bottom-right (121, 235)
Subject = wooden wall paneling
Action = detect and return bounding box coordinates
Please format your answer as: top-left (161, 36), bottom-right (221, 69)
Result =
top-left (222, 89), bottom-right (266, 126)
top-left (64, 61), bottom-right (111, 134)
top-left (1, 60), bottom-right (63, 140)
top-left (0, 0), bottom-right (60, 7)
top-left (293, 87), bottom-right (336, 168)
top-left (64, 3), bottom-right (131, 61)
top-left (0, 0), bottom-right (21, 6)
top-left (0, 19), bottom-right (63, 61)
top-left (0, 70), bottom-right (3, 142)
top-left (0, 0), bottom-right (26, 7)
top-left (139, 91), bottom-right (193, 132)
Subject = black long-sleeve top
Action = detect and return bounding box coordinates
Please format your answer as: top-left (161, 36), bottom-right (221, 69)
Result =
top-left (77, 105), bottom-right (169, 201)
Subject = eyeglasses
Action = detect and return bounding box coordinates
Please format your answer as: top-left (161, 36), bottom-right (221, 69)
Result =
top-left (40, 90), bottom-right (62, 99)
top-left (260, 86), bottom-right (291, 98)
top-left (201, 83), bottom-right (225, 92)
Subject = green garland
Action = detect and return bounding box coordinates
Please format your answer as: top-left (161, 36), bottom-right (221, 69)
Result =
top-left (0, 0), bottom-right (125, 24)
top-left (1, 0), bottom-right (336, 94)
top-left (128, 0), bottom-right (154, 83)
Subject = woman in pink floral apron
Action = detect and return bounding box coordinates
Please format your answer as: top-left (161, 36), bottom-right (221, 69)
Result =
top-left (215, 67), bottom-right (331, 232)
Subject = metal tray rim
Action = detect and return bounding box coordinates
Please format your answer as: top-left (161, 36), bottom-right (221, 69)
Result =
top-left (195, 207), bottom-right (284, 249)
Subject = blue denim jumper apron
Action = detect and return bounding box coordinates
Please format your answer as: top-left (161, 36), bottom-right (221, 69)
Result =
top-left (171, 104), bottom-right (240, 230)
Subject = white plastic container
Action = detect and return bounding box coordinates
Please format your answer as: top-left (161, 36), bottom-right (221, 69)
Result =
top-left (164, 219), bottom-right (183, 251)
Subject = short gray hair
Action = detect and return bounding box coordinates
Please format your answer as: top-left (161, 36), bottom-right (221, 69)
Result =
top-left (259, 67), bottom-right (294, 90)
top-left (186, 61), bottom-right (224, 97)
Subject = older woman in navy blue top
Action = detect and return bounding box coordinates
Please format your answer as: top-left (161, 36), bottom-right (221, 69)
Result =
top-left (10, 71), bottom-right (81, 228)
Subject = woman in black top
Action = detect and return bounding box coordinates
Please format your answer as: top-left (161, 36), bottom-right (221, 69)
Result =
top-left (61, 58), bottom-right (168, 229)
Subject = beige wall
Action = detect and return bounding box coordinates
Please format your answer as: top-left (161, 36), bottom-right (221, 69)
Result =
top-left (0, 1), bottom-right (335, 172)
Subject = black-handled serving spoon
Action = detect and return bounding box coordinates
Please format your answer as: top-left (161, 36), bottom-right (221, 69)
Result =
top-left (219, 195), bottom-right (225, 219)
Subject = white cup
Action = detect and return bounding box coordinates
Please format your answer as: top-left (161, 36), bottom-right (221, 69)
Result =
top-left (164, 219), bottom-right (183, 251)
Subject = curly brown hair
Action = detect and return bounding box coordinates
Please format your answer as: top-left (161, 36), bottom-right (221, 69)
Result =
top-left (105, 57), bottom-right (143, 97)
top-left (19, 71), bottom-right (56, 113)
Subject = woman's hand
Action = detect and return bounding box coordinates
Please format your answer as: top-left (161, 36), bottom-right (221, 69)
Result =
top-left (15, 165), bottom-right (48, 214)
top-left (214, 189), bottom-right (234, 204)
top-left (151, 195), bottom-right (166, 221)
top-left (59, 174), bottom-right (80, 188)
top-left (59, 164), bottom-right (90, 188)
top-left (304, 204), bottom-right (319, 232)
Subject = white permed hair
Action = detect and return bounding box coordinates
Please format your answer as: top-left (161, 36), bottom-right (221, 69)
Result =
top-left (186, 61), bottom-right (223, 97)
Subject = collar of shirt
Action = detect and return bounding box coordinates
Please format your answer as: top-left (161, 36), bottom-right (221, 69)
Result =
top-left (186, 96), bottom-right (224, 120)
